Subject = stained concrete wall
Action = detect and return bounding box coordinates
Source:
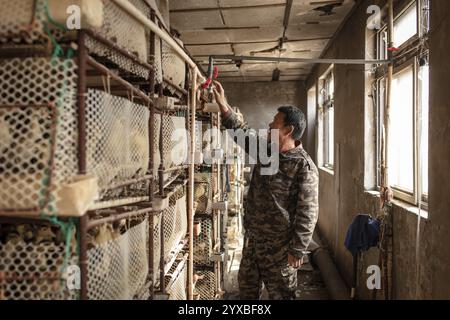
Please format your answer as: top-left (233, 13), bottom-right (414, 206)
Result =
top-left (428, 0), bottom-right (450, 299)
top-left (222, 81), bottom-right (313, 157)
top-left (303, 0), bottom-right (450, 299)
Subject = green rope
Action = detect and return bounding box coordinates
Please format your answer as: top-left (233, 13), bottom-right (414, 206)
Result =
top-left (43, 0), bottom-right (67, 31)
top-left (34, 0), bottom-right (77, 284)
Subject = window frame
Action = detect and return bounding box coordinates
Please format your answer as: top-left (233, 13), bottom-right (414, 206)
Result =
top-left (318, 66), bottom-right (335, 171)
top-left (389, 60), bottom-right (417, 204)
top-left (307, 85), bottom-right (318, 161)
top-left (373, 0), bottom-right (430, 208)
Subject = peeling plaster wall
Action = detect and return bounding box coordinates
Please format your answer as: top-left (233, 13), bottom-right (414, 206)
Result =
top-left (429, 0), bottom-right (450, 300)
top-left (303, 0), bottom-right (449, 299)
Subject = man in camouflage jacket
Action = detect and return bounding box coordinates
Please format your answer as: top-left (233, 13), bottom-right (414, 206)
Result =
top-left (213, 82), bottom-right (319, 300)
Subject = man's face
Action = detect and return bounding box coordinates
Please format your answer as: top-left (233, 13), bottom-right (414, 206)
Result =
top-left (268, 112), bottom-right (292, 144)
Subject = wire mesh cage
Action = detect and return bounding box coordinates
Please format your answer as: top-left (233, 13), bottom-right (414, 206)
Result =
top-left (0, 0), bottom-right (48, 45)
top-left (149, 211), bottom-right (161, 287)
top-left (0, 222), bottom-right (79, 300)
top-left (85, 89), bottom-right (150, 202)
top-left (162, 189), bottom-right (187, 260)
top-left (193, 217), bottom-right (213, 267)
top-left (85, 0), bottom-right (152, 79)
top-left (194, 269), bottom-right (216, 300)
top-left (162, 39), bottom-right (186, 89)
top-left (0, 56), bottom-right (153, 215)
top-left (165, 255), bottom-right (187, 300)
top-left (126, 0), bottom-right (164, 83)
top-left (194, 120), bottom-right (214, 163)
top-left (0, 57), bottom-right (79, 216)
top-left (154, 36), bottom-right (163, 84)
top-left (87, 218), bottom-right (149, 300)
top-left (160, 114), bottom-right (189, 169)
top-left (88, 0), bottom-right (147, 61)
top-left (194, 173), bottom-right (213, 214)
top-left (150, 185), bottom-right (187, 288)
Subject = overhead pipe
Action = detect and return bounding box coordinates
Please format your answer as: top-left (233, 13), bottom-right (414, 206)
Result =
top-left (211, 55), bottom-right (390, 65)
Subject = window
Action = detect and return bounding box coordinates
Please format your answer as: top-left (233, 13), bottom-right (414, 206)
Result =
top-left (393, 1), bottom-right (418, 48)
top-left (418, 64), bottom-right (429, 198)
top-left (318, 67), bottom-right (334, 170)
top-left (389, 66), bottom-right (414, 193)
top-left (373, 0), bottom-right (430, 206)
top-left (307, 86), bottom-right (317, 159)
top-left (377, 1), bottom-right (419, 59)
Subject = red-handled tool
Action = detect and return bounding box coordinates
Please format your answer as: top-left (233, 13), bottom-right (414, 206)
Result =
top-left (202, 57), bottom-right (219, 93)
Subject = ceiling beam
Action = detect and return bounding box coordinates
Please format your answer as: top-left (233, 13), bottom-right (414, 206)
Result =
top-left (203, 26), bottom-right (260, 30)
top-left (170, 3), bottom-right (285, 13)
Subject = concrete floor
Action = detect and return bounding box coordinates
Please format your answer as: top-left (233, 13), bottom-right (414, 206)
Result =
top-left (224, 245), bottom-right (329, 300)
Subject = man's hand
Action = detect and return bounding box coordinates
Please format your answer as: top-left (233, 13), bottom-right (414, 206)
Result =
top-left (212, 81), bottom-right (230, 115)
top-left (288, 253), bottom-right (304, 269)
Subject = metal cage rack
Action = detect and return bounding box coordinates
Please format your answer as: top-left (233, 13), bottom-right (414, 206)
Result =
top-left (0, 0), bottom-right (242, 301)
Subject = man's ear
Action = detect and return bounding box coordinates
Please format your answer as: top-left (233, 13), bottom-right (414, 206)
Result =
top-left (287, 125), bottom-right (295, 137)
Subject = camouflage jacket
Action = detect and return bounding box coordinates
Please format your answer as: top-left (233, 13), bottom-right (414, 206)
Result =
top-left (223, 111), bottom-right (319, 259)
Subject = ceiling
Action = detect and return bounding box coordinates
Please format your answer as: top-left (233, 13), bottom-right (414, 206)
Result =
top-left (169, 0), bottom-right (356, 82)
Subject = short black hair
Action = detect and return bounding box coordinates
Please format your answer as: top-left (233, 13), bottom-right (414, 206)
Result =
top-left (277, 106), bottom-right (306, 141)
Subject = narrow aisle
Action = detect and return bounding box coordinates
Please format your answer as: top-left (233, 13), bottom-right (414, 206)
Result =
top-left (224, 235), bottom-right (329, 300)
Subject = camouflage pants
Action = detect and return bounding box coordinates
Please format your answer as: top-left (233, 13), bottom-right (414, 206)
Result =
top-left (238, 234), bottom-right (297, 300)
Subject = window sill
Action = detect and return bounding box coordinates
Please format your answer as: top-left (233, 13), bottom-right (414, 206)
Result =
top-left (364, 190), bottom-right (429, 219)
top-left (319, 166), bottom-right (334, 176)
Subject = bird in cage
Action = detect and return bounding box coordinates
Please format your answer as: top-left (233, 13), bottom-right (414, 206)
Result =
top-left (16, 224), bottom-right (35, 243)
top-left (94, 224), bottom-right (114, 245)
top-left (194, 183), bottom-right (209, 213)
top-left (130, 127), bottom-right (149, 176)
top-left (35, 225), bottom-right (56, 244)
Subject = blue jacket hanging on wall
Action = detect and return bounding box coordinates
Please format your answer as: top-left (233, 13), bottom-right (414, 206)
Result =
top-left (344, 214), bottom-right (381, 256)
top-left (344, 214), bottom-right (381, 299)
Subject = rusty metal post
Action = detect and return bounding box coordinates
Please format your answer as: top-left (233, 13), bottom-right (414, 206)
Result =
top-left (76, 30), bottom-right (89, 301)
top-left (159, 211), bottom-right (165, 294)
top-left (148, 9), bottom-right (156, 299)
top-left (187, 67), bottom-right (197, 300)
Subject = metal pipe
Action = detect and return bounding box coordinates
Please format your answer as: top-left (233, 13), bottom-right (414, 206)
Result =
top-left (310, 233), bottom-right (350, 300)
top-left (149, 214), bottom-right (155, 298)
top-left (187, 67), bottom-right (198, 300)
top-left (163, 173), bottom-right (181, 190)
top-left (211, 55), bottom-right (391, 65)
top-left (87, 208), bottom-right (156, 230)
top-left (148, 10), bottom-right (157, 299)
top-left (384, 0), bottom-right (395, 191)
top-left (88, 196), bottom-right (149, 211)
top-left (105, 175), bottom-right (153, 190)
top-left (383, 0), bottom-right (395, 301)
top-left (0, 216), bottom-right (60, 226)
top-left (86, 56), bottom-right (154, 106)
top-left (163, 76), bottom-right (188, 96)
top-left (76, 30), bottom-right (89, 301)
top-left (159, 211), bottom-right (165, 293)
top-left (162, 164), bottom-right (190, 173)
